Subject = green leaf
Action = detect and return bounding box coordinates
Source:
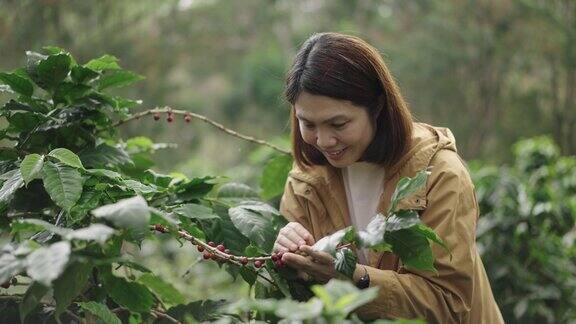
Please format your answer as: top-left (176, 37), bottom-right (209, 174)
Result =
top-left (42, 162), bottom-right (83, 211)
top-left (86, 168), bottom-right (122, 180)
top-left (77, 301), bottom-right (122, 324)
top-left (137, 273), bottom-right (185, 308)
top-left (389, 170), bottom-right (430, 213)
top-left (6, 111), bottom-right (46, 132)
top-left (102, 272), bottom-right (154, 313)
top-left (236, 200), bottom-right (280, 215)
top-left (84, 55), bottom-right (121, 71)
top-left (54, 262), bottom-right (91, 317)
top-left (36, 53), bottom-right (72, 90)
top-left (0, 169), bottom-right (24, 202)
top-left (71, 65), bottom-right (99, 84)
top-left (67, 224), bottom-right (115, 244)
top-left (414, 224), bottom-right (450, 255)
top-left (229, 204), bottom-right (276, 251)
top-left (19, 282), bottom-right (49, 323)
top-left (173, 203), bottom-right (219, 220)
top-left (91, 196), bottom-right (150, 231)
top-left (79, 144), bottom-right (134, 168)
top-left (13, 218), bottom-right (70, 237)
top-left (215, 182), bottom-right (259, 205)
top-left (48, 148), bottom-right (85, 169)
top-left (313, 228), bottom-right (349, 254)
top-left (0, 72), bottom-right (33, 96)
top-left (387, 228), bottom-right (436, 272)
top-left (25, 241), bottom-right (71, 286)
top-left (53, 82), bottom-right (92, 104)
top-left (357, 214), bottom-right (392, 252)
top-left (98, 70), bottom-right (144, 90)
top-left (20, 154), bottom-right (44, 185)
top-left (167, 299), bottom-right (227, 322)
top-left (243, 244), bottom-right (260, 257)
top-left (334, 248), bottom-right (357, 279)
top-left (275, 298), bottom-right (324, 320)
top-left (312, 279), bottom-right (379, 316)
top-left (260, 154), bottom-right (293, 200)
top-left (386, 210), bottom-right (421, 232)
top-left (178, 221), bottom-right (205, 240)
top-left (122, 179), bottom-right (157, 196)
top-left (0, 253), bottom-right (27, 285)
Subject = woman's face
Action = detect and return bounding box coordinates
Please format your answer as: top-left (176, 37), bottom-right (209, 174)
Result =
top-left (294, 92), bottom-right (375, 168)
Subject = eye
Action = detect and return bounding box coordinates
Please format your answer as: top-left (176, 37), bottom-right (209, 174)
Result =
top-left (332, 122), bottom-right (348, 129)
top-left (302, 122), bottom-right (315, 130)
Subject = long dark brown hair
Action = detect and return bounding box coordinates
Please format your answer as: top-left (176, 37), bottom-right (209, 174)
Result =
top-left (285, 32), bottom-right (413, 170)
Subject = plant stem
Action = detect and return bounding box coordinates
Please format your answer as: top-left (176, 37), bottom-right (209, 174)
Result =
top-left (111, 107), bottom-right (291, 155)
top-left (150, 224), bottom-right (278, 288)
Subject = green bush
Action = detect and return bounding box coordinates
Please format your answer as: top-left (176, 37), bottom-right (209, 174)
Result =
top-left (472, 136), bottom-right (576, 323)
top-left (0, 48), bottom-right (438, 323)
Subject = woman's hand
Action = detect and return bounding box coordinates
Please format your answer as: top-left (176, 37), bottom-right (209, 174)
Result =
top-left (273, 222), bottom-right (315, 253)
top-left (282, 245), bottom-right (338, 283)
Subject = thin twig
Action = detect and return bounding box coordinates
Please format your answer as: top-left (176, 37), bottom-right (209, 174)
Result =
top-left (65, 310), bottom-right (82, 323)
top-left (111, 106), bottom-right (291, 155)
top-left (151, 309), bottom-right (181, 324)
top-left (151, 224), bottom-right (278, 287)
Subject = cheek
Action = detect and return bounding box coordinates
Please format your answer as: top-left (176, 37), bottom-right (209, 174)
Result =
top-left (300, 128), bottom-right (316, 145)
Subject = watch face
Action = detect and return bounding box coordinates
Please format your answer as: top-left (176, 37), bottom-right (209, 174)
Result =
top-left (356, 268), bottom-right (370, 289)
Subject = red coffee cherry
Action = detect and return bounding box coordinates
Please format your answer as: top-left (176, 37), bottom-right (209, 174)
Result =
top-left (184, 114), bottom-right (192, 123)
top-left (271, 253), bottom-right (278, 262)
top-left (197, 245), bottom-right (204, 252)
top-left (240, 257), bottom-right (248, 265)
top-left (153, 112), bottom-right (161, 121)
top-left (167, 113), bottom-right (174, 123)
top-left (203, 252), bottom-right (213, 260)
top-left (254, 260), bottom-right (263, 268)
top-left (208, 241), bottom-right (216, 247)
top-left (216, 244), bottom-right (225, 252)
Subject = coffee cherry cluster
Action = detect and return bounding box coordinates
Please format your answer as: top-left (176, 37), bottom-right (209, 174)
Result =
top-left (151, 224), bottom-right (287, 271)
top-left (1, 277), bottom-right (17, 289)
top-left (152, 110), bottom-right (193, 123)
top-left (271, 251), bottom-right (286, 268)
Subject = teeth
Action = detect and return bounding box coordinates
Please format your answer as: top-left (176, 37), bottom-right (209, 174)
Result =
top-left (326, 149), bottom-right (344, 156)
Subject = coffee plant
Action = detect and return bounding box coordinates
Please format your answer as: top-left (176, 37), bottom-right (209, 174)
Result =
top-left (473, 137), bottom-right (576, 323)
top-left (0, 48), bottom-right (443, 323)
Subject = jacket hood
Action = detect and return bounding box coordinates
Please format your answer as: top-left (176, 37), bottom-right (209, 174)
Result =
top-left (288, 122), bottom-right (458, 186)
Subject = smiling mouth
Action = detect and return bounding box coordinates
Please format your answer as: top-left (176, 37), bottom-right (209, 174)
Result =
top-left (323, 147), bottom-right (347, 158)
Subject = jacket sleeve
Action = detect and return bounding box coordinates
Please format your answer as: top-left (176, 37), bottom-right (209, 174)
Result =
top-left (356, 150), bottom-right (478, 323)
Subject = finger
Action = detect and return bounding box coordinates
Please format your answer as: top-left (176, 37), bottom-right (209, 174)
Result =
top-left (296, 270), bottom-right (311, 281)
top-left (276, 236), bottom-right (298, 252)
top-left (299, 245), bottom-right (333, 264)
top-left (273, 243), bottom-right (289, 254)
top-left (288, 222), bottom-right (315, 245)
top-left (281, 228), bottom-right (307, 247)
top-left (282, 252), bottom-right (315, 271)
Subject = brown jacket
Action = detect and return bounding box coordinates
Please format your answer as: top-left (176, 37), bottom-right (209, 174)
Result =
top-left (279, 123), bottom-right (504, 323)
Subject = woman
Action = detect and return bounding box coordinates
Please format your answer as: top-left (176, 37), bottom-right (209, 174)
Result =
top-left (274, 32), bottom-right (504, 323)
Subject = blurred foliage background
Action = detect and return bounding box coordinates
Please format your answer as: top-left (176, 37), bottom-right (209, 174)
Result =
top-left (1, 0), bottom-right (575, 181)
top-left (1, 0), bottom-right (575, 322)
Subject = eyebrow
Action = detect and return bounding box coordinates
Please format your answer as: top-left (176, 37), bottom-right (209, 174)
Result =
top-left (295, 114), bottom-right (348, 124)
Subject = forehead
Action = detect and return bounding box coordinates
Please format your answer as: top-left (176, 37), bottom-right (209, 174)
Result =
top-left (294, 92), bottom-right (365, 121)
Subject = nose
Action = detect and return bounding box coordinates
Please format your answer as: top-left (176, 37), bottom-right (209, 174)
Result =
top-left (316, 129), bottom-right (337, 149)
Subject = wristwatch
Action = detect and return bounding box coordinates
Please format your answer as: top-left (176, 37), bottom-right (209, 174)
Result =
top-left (355, 266), bottom-right (370, 289)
